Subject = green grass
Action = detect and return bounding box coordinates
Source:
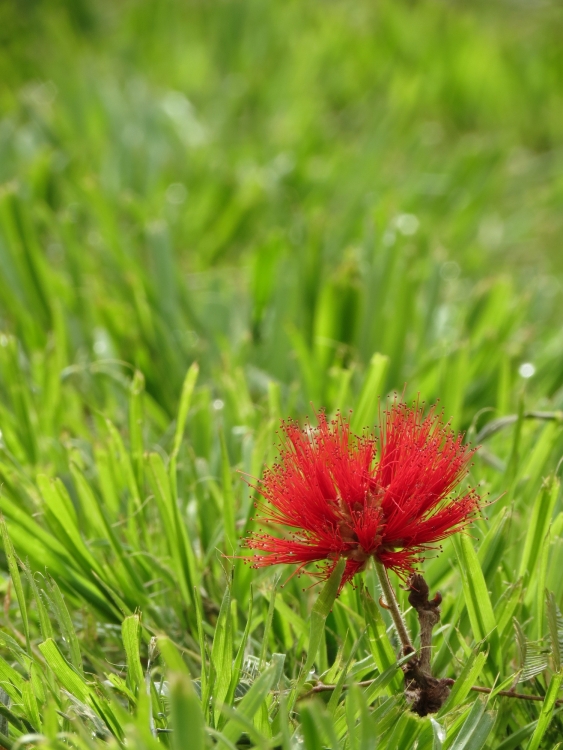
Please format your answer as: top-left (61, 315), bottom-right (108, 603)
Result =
top-left (1, 0), bottom-right (563, 746)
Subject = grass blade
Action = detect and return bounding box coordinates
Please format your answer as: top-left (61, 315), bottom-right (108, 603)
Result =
top-left (453, 534), bottom-right (501, 675)
top-left (350, 353), bottom-right (389, 433)
top-left (170, 673), bottom-right (206, 750)
top-left (526, 670), bottom-right (563, 750)
top-left (0, 517), bottom-right (30, 653)
top-left (122, 615), bottom-right (145, 697)
top-left (448, 698), bottom-right (494, 750)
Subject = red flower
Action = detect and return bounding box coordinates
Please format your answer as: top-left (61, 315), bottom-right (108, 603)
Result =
top-left (244, 401), bottom-right (479, 589)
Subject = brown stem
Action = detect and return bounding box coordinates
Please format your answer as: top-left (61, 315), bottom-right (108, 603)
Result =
top-left (373, 558), bottom-right (414, 655)
top-left (407, 574), bottom-right (441, 675)
top-left (402, 573), bottom-right (452, 715)
top-left (469, 686), bottom-right (563, 704)
top-left (300, 680), bottom-right (563, 706)
top-left (300, 570), bottom-right (563, 712)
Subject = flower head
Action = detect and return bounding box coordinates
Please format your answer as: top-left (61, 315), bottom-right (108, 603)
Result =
top-left (244, 400), bottom-right (479, 589)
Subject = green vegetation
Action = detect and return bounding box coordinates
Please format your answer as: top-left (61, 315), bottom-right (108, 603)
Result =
top-left (1, 0), bottom-right (563, 746)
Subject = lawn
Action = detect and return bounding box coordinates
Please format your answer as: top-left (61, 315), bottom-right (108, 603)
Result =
top-left (1, 0), bottom-right (563, 747)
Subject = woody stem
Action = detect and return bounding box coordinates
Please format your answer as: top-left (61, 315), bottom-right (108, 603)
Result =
top-left (373, 558), bottom-right (414, 655)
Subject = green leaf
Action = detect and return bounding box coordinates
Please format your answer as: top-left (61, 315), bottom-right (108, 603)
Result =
top-left (0, 655), bottom-right (25, 701)
top-left (194, 586), bottom-right (210, 718)
top-left (259, 582), bottom-right (278, 669)
top-left (289, 557), bottom-right (347, 711)
top-left (157, 636), bottom-right (191, 676)
top-left (519, 477), bottom-right (559, 583)
top-left (497, 579), bottom-right (523, 640)
top-left (535, 514), bottom-right (563, 639)
top-left (210, 584), bottom-right (233, 722)
top-left (46, 576), bottom-right (83, 674)
top-left (170, 672), bottom-right (206, 750)
top-left (494, 721), bottom-right (537, 750)
top-left (170, 362), bottom-right (199, 465)
top-left (22, 564), bottom-right (53, 642)
top-left (351, 353), bottom-right (389, 433)
top-left (70, 462), bottom-right (145, 597)
top-left (147, 451), bottom-right (196, 610)
top-left (129, 369), bottom-right (145, 491)
top-left (38, 639), bottom-right (90, 703)
top-left (345, 682), bottom-right (377, 750)
top-left (519, 423), bottom-right (560, 502)
top-left (104, 418), bottom-right (145, 543)
top-left (221, 658), bottom-right (284, 745)
top-left (327, 630), bottom-right (365, 714)
top-left (362, 653), bottom-right (413, 705)
top-left (219, 428), bottom-right (237, 555)
top-left (546, 590), bottom-right (563, 671)
top-left (37, 475), bottom-right (106, 582)
top-left (438, 651), bottom-right (487, 715)
top-left (362, 588), bottom-right (402, 694)
top-left (431, 718), bottom-right (446, 750)
top-left (122, 615), bottom-right (145, 696)
top-left (448, 698), bottom-right (495, 750)
top-left (526, 669), bottom-right (563, 750)
top-left (301, 699), bottom-right (341, 750)
top-left (225, 588), bottom-right (254, 709)
top-left (21, 680), bottom-right (41, 732)
top-left (453, 534), bottom-right (501, 674)
top-left (514, 619), bottom-right (549, 682)
top-left (0, 516), bottom-right (30, 653)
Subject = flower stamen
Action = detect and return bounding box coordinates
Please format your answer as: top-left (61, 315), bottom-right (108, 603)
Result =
top-left (244, 400), bottom-right (479, 592)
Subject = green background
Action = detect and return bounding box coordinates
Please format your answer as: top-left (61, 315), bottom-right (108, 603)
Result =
top-left (0, 1), bottom-right (563, 747)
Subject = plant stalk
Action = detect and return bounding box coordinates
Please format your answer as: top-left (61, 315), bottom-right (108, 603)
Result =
top-left (373, 558), bottom-right (413, 655)
top-left (300, 681), bottom-right (563, 707)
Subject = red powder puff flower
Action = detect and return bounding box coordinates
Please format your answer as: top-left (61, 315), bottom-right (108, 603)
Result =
top-left (244, 401), bottom-right (479, 590)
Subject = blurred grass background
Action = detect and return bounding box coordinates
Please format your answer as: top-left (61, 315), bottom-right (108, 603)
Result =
top-left (2, 0), bottom-right (563, 436)
top-left (1, 0), bottom-right (563, 747)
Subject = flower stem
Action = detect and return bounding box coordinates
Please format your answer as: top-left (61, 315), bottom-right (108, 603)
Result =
top-left (373, 558), bottom-right (414, 655)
